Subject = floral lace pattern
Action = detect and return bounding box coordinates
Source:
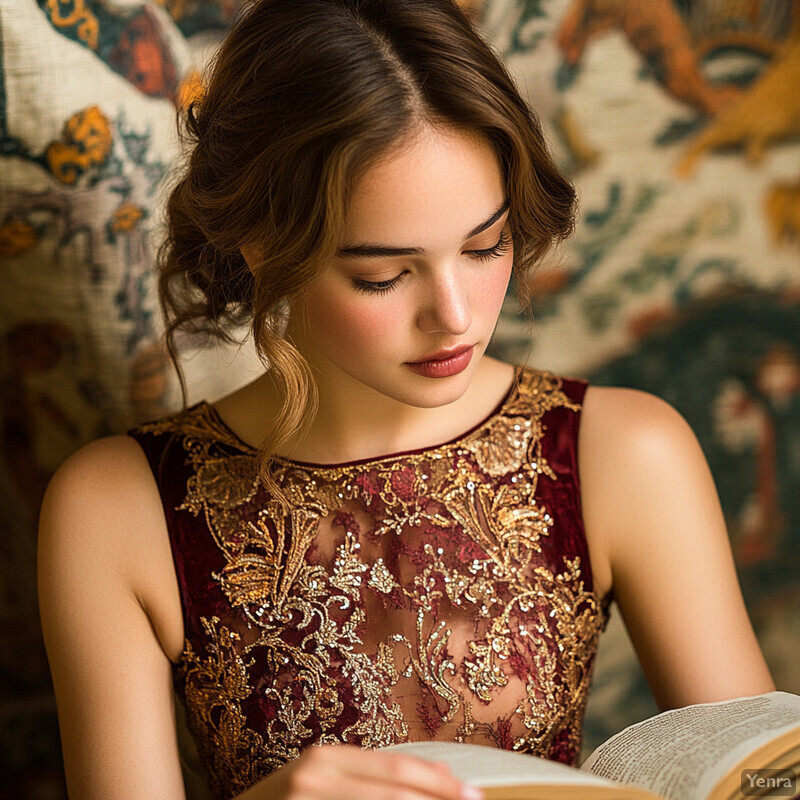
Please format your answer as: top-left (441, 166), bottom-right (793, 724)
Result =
top-left (129, 367), bottom-right (610, 800)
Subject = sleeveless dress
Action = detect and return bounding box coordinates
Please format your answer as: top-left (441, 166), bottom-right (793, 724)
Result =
top-left (128, 366), bottom-right (611, 800)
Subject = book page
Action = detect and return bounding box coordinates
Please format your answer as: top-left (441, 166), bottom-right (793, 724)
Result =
top-left (385, 741), bottom-right (615, 790)
top-left (581, 692), bottom-right (800, 800)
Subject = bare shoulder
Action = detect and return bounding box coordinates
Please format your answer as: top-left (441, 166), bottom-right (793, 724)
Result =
top-left (40, 435), bottom-right (163, 566)
top-left (578, 386), bottom-right (716, 544)
top-left (576, 385), bottom-right (709, 602)
top-left (578, 384), bottom-right (705, 512)
top-left (580, 384), bottom-right (695, 449)
top-left (577, 384), bottom-right (712, 502)
top-left (45, 433), bottom-right (156, 496)
top-left (39, 434), bottom-right (183, 662)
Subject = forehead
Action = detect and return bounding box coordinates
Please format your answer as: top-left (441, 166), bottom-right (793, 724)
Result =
top-left (342, 125), bottom-right (505, 245)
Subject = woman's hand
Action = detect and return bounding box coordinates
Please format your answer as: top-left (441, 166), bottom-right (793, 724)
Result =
top-left (240, 744), bottom-right (483, 800)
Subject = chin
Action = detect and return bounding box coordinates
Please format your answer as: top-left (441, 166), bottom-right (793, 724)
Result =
top-left (393, 372), bottom-right (475, 409)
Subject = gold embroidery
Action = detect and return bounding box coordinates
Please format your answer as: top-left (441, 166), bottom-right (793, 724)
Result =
top-left (196, 455), bottom-right (260, 509)
top-left (331, 532), bottom-right (369, 599)
top-left (392, 610), bottom-right (470, 738)
top-left (217, 553), bottom-right (280, 609)
top-left (368, 558), bottom-right (398, 594)
top-left (463, 414), bottom-right (532, 476)
top-left (512, 558), bottom-right (602, 756)
top-left (135, 368), bottom-right (607, 800)
top-left (179, 617), bottom-right (267, 798)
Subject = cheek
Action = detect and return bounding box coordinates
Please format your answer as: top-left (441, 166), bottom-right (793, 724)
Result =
top-left (308, 291), bottom-right (405, 353)
top-left (474, 257), bottom-right (514, 314)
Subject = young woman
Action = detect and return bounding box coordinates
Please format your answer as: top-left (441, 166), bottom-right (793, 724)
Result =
top-left (38, 1), bottom-right (775, 799)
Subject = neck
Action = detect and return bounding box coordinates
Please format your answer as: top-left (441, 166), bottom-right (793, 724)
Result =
top-left (218, 356), bottom-right (513, 465)
top-left (289, 356), bottom-right (514, 464)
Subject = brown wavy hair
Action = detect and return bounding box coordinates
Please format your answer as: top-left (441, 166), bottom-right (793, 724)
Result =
top-left (159, 0), bottom-right (576, 487)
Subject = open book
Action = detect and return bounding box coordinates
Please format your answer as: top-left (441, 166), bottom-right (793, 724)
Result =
top-left (384, 692), bottom-right (800, 800)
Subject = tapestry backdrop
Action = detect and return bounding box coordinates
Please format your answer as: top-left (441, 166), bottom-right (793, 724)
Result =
top-left (0, 1), bottom-right (798, 797)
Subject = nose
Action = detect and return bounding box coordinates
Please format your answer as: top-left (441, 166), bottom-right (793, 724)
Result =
top-left (416, 263), bottom-right (472, 336)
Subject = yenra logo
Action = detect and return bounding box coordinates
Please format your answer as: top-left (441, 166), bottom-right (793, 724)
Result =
top-left (741, 769), bottom-right (797, 797)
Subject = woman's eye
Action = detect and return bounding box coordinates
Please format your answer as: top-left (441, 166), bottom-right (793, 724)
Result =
top-left (349, 232), bottom-right (511, 295)
top-left (467, 230), bottom-right (512, 262)
top-left (351, 273), bottom-right (405, 295)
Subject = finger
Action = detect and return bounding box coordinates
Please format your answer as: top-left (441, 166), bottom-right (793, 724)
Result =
top-left (348, 771), bottom-right (483, 800)
top-left (293, 761), bottom-right (482, 800)
top-left (313, 747), bottom-right (480, 800)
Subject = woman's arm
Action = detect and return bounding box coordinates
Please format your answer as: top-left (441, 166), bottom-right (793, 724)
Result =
top-left (38, 436), bottom-right (188, 800)
top-left (578, 386), bottom-right (775, 712)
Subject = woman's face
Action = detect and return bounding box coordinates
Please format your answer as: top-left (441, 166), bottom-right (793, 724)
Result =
top-left (288, 124), bottom-right (513, 410)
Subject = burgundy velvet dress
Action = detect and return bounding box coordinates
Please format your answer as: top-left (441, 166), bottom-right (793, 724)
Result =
top-left (128, 366), bottom-right (611, 800)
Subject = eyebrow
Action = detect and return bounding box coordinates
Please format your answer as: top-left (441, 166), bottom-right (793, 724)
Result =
top-left (336, 199), bottom-right (510, 259)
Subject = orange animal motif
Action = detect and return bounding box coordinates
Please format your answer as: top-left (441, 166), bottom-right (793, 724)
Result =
top-left (677, 17), bottom-right (800, 176)
top-left (454, 0), bottom-right (484, 19)
top-left (765, 177), bottom-right (800, 246)
top-left (108, 7), bottom-right (179, 102)
top-left (2, 322), bottom-right (78, 509)
top-left (177, 68), bottom-right (205, 110)
top-left (557, 0), bottom-right (739, 116)
top-left (129, 342), bottom-right (170, 422)
top-left (0, 219), bottom-right (37, 258)
top-left (554, 106), bottom-right (601, 172)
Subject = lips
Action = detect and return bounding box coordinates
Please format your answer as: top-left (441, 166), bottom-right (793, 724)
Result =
top-left (410, 345), bottom-right (473, 364)
top-left (406, 345), bottom-right (475, 379)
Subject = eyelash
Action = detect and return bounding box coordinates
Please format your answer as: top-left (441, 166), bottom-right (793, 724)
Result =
top-left (351, 231), bottom-right (512, 295)
top-left (470, 230), bottom-right (513, 262)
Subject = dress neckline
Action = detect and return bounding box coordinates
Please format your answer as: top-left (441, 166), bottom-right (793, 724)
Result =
top-left (200, 365), bottom-right (524, 470)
